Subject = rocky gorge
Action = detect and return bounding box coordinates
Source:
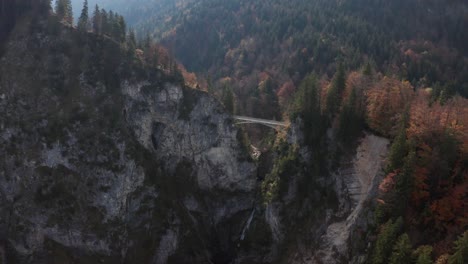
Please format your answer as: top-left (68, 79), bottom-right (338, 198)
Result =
top-left (0, 6), bottom-right (392, 264)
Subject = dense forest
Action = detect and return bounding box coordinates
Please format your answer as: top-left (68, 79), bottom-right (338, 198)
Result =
top-left (1, 0), bottom-right (467, 263)
top-left (108, 0), bottom-right (468, 119)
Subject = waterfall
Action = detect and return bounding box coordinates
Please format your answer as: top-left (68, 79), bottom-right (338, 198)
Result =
top-left (240, 208), bottom-right (255, 241)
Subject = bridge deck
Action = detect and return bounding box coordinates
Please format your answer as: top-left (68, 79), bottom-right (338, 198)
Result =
top-left (233, 116), bottom-right (287, 127)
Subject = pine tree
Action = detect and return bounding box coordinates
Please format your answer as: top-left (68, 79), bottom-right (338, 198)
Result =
top-left (77, 0), bottom-right (89, 32)
top-left (363, 61), bottom-right (372, 76)
top-left (108, 10), bottom-right (116, 38)
top-left (372, 217), bottom-right (403, 264)
top-left (118, 15), bottom-right (126, 42)
top-left (389, 234), bottom-right (412, 264)
top-left (449, 231), bottom-right (468, 264)
top-left (414, 245), bottom-right (433, 264)
top-left (143, 33), bottom-right (151, 51)
top-left (128, 29), bottom-right (137, 49)
top-left (394, 148), bottom-right (415, 215)
top-left (55, 0), bottom-right (65, 21)
top-left (297, 74), bottom-right (323, 147)
top-left (65, 0), bottom-right (72, 24)
top-left (126, 29), bottom-right (137, 59)
top-left (326, 63), bottom-right (346, 118)
top-left (100, 9), bottom-right (109, 35)
top-left (337, 86), bottom-right (362, 145)
top-left (388, 109), bottom-right (409, 171)
top-left (92, 4), bottom-right (101, 34)
top-left (222, 85), bottom-right (235, 114)
top-left (55, 0), bottom-right (73, 25)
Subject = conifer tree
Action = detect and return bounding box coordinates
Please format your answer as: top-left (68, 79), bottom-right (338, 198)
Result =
top-left (449, 231), bottom-right (468, 264)
top-left (143, 33), bottom-right (152, 51)
top-left (222, 85), bottom-right (235, 114)
top-left (100, 9), bottom-right (109, 35)
top-left (414, 245), bottom-right (433, 264)
top-left (326, 63), bottom-right (346, 117)
top-left (92, 4), bottom-right (101, 34)
top-left (55, 0), bottom-right (73, 25)
top-left (363, 61), bottom-right (372, 76)
top-left (128, 29), bottom-right (137, 49)
top-left (298, 74), bottom-right (323, 147)
top-left (126, 29), bottom-right (137, 59)
top-left (108, 10), bottom-right (115, 37)
top-left (337, 86), bottom-right (362, 144)
top-left (77, 0), bottom-right (89, 32)
top-left (388, 109), bottom-right (409, 171)
top-left (372, 217), bottom-right (403, 264)
top-left (118, 15), bottom-right (126, 42)
top-left (394, 148), bottom-right (415, 215)
top-left (389, 234), bottom-right (412, 264)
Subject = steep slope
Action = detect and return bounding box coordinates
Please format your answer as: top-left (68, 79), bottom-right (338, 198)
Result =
top-left (0, 10), bottom-right (256, 264)
top-left (312, 134), bottom-right (389, 263)
top-left (121, 0), bottom-right (468, 108)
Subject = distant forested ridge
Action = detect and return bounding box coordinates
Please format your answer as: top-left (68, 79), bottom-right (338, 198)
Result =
top-left (118, 0), bottom-right (468, 103)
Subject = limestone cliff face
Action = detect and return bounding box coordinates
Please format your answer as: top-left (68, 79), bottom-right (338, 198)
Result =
top-left (0, 17), bottom-right (255, 264)
top-left (123, 81), bottom-right (255, 193)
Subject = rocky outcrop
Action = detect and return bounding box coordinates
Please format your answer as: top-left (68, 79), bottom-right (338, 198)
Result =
top-left (122, 81), bottom-right (255, 192)
top-left (313, 133), bottom-right (389, 263)
top-left (0, 16), bottom-right (255, 263)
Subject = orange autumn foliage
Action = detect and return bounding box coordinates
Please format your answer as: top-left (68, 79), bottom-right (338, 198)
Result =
top-left (366, 77), bottom-right (414, 136)
top-left (411, 166), bottom-right (430, 207)
top-left (277, 80), bottom-right (296, 106)
top-left (379, 171), bottom-right (398, 193)
top-left (430, 178), bottom-right (468, 231)
top-left (407, 91), bottom-right (468, 154)
top-left (178, 64), bottom-right (199, 88)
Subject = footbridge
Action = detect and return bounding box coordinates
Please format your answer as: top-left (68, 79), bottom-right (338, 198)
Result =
top-left (233, 115), bottom-right (287, 130)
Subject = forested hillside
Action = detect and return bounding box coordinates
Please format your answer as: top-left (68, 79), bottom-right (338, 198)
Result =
top-left (126, 0), bottom-right (468, 118)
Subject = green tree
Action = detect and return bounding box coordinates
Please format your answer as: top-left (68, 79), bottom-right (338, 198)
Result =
top-left (55, 0), bottom-right (73, 25)
top-left (363, 61), bottom-right (372, 76)
top-left (325, 63), bottom-right (346, 117)
top-left (449, 231), bottom-right (468, 264)
top-left (394, 148), bottom-right (415, 215)
top-left (389, 233), bottom-right (412, 264)
top-left (100, 9), bottom-right (109, 35)
top-left (337, 86), bottom-right (363, 145)
top-left (372, 217), bottom-right (403, 264)
top-left (143, 33), bottom-right (151, 51)
top-left (92, 4), bottom-right (101, 34)
top-left (387, 109), bottom-right (409, 171)
top-left (206, 76), bottom-right (214, 94)
top-left (117, 15), bottom-right (126, 42)
top-left (126, 29), bottom-right (137, 59)
top-left (222, 85), bottom-right (235, 114)
top-left (77, 0), bottom-right (89, 32)
top-left (413, 245), bottom-right (433, 264)
top-left (295, 73), bottom-right (323, 147)
top-left (128, 30), bottom-right (137, 48)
